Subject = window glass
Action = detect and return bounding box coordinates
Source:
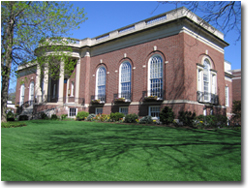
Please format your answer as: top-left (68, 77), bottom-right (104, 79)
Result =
top-left (120, 62), bottom-right (131, 99)
top-left (149, 106), bottom-right (160, 118)
top-left (119, 107), bottom-right (128, 116)
top-left (149, 56), bottom-right (163, 98)
top-left (69, 108), bottom-right (77, 117)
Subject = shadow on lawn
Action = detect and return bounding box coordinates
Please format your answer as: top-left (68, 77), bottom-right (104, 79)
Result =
top-left (27, 125), bottom-right (241, 181)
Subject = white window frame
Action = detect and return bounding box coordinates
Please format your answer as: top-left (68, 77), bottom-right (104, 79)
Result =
top-left (71, 81), bottom-right (74, 97)
top-left (119, 107), bottom-right (128, 116)
top-left (20, 84), bottom-right (25, 105)
top-left (68, 108), bottom-right (77, 117)
top-left (149, 106), bottom-right (160, 119)
top-left (147, 55), bottom-right (163, 99)
top-left (95, 107), bottom-right (103, 115)
top-left (119, 61), bottom-right (132, 100)
top-left (95, 66), bottom-right (106, 100)
top-left (225, 86), bottom-right (229, 107)
top-left (29, 81), bottom-right (34, 102)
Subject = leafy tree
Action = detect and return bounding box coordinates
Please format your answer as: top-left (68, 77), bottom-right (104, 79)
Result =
top-left (158, 1), bottom-right (241, 41)
top-left (1, 1), bottom-right (87, 122)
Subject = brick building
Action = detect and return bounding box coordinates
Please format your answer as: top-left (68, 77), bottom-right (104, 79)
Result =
top-left (15, 7), bottom-right (233, 119)
top-left (231, 69), bottom-right (241, 102)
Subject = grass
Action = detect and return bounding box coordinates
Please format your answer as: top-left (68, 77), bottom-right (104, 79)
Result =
top-left (1, 120), bottom-right (241, 181)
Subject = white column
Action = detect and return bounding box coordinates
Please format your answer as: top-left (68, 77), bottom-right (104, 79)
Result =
top-left (58, 61), bottom-right (64, 104)
top-left (35, 64), bottom-right (41, 101)
top-left (75, 58), bottom-right (81, 104)
top-left (43, 65), bottom-right (49, 102)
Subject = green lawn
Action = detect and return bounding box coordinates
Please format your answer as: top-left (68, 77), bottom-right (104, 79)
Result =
top-left (1, 120), bottom-right (241, 181)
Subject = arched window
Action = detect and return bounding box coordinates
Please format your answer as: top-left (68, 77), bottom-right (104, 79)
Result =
top-left (96, 66), bottom-right (106, 102)
top-left (29, 81), bottom-right (34, 105)
top-left (119, 62), bottom-right (131, 100)
top-left (148, 55), bottom-right (163, 99)
top-left (203, 59), bottom-right (210, 101)
top-left (20, 84), bottom-right (25, 105)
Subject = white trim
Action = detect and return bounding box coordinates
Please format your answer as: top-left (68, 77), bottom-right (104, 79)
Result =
top-left (225, 76), bottom-right (232, 82)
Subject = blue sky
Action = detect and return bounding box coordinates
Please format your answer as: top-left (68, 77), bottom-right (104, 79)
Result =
top-left (69, 1), bottom-right (241, 70)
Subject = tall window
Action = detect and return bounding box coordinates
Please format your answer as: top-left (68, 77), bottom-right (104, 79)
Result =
top-left (203, 59), bottom-right (210, 101)
top-left (119, 62), bottom-right (131, 100)
top-left (96, 67), bottom-right (106, 100)
top-left (148, 55), bottom-right (163, 98)
top-left (225, 86), bottom-right (229, 107)
top-left (20, 84), bottom-right (25, 105)
top-left (71, 81), bottom-right (74, 97)
top-left (29, 82), bottom-right (34, 105)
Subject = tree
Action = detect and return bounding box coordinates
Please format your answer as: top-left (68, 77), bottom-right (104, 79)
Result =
top-left (1, 1), bottom-right (87, 122)
top-left (158, 1), bottom-right (241, 41)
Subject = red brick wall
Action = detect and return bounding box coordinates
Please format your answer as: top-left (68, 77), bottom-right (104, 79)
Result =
top-left (232, 70), bottom-right (241, 101)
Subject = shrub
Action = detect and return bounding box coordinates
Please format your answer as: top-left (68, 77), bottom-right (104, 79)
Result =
top-left (110, 112), bottom-right (125, 122)
top-left (76, 111), bottom-right (89, 120)
top-left (230, 100), bottom-right (241, 126)
top-left (124, 113), bottom-right (139, 123)
top-left (178, 111), bottom-right (196, 127)
top-left (7, 111), bottom-right (14, 118)
top-left (18, 115), bottom-right (29, 121)
top-left (139, 116), bottom-right (153, 124)
top-left (40, 112), bottom-right (49, 120)
top-left (7, 117), bottom-right (15, 121)
top-left (2, 122), bottom-right (27, 128)
top-left (159, 106), bottom-right (175, 125)
top-left (51, 114), bottom-right (58, 120)
top-left (195, 115), bottom-right (228, 128)
top-left (100, 114), bottom-right (110, 122)
top-left (61, 114), bottom-right (68, 120)
top-left (86, 114), bottom-right (96, 121)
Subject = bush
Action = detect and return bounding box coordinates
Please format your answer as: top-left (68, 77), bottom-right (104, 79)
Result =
top-left (86, 114), bottom-right (96, 121)
top-left (195, 115), bottom-right (228, 128)
top-left (139, 116), bottom-right (153, 124)
top-left (110, 112), bottom-right (125, 122)
top-left (51, 114), bottom-right (58, 120)
top-left (124, 113), bottom-right (139, 123)
top-left (7, 117), bottom-right (15, 121)
top-left (7, 111), bottom-right (14, 118)
top-left (230, 100), bottom-right (241, 126)
top-left (40, 112), bottom-right (49, 120)
top-left (2, 122), bottom-right (27, 128)
top-left (61, 114), bottom-right (68, 120)
top-left (18, 115), bottom-right (29, 121)
top-left (76, 111), bottom-right (89, 120)
top-left (178, 111), bottom-right (196, 127)
top-left (159, 106), bottom-right (175, 125)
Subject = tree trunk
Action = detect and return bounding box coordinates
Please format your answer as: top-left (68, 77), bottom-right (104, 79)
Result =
top-left (1, 12), bottom-right (14, 123)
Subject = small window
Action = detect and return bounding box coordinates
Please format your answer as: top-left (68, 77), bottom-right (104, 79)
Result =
top-left (119, 107), bottom-right (128, 116)
top-left (95, 108), bottom-right (103, 115)
top-left (149, 106), bottom-right (160, 118)
top-left (69, 108), bottom-right (77, 117)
